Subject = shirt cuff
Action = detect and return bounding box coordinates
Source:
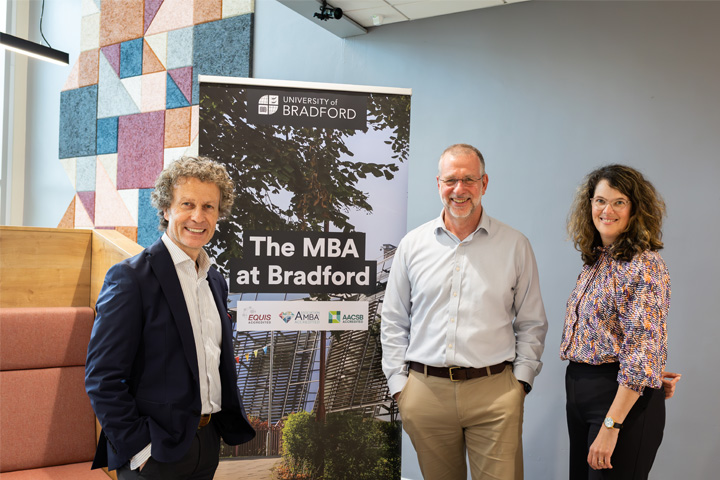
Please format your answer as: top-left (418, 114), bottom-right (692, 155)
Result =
top-left (511, 363), bottom-right (536, 387)
top-left (130, 443), bottom-right (152, 470)
top-left (387, 373), bottom-right (408, 397)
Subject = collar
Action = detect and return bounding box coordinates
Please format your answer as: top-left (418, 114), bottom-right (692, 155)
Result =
top-left (434, 209), bottom-right (490, 240)
top-left (161, 233), bottom-right (211, 274)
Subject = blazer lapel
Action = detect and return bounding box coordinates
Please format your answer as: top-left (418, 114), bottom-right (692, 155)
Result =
top-left (146, 239), bottom-right (200, 382)
top-left (208, 270), bottom-right (234, 363)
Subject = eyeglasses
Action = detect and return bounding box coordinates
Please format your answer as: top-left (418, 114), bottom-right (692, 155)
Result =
top-left (439, 175), bottom-right (484, 187)
top-left (591, 197), bottom-right (631, 210)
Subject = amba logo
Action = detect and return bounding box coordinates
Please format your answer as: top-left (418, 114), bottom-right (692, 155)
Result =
top-left (328, 311), bottom-right (340, 324)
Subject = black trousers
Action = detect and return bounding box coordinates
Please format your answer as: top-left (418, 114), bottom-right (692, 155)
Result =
top-left (116, 420), bottom-right (221, 480)
top-left (565, 362), bottom-right (665, 480)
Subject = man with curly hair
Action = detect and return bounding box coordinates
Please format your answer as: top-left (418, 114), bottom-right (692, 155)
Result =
top-left (86, 156), bottom-right (255, 479)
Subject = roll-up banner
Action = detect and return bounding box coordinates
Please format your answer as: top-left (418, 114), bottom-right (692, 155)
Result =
top-left (199, 76), bottom-right (411, 479)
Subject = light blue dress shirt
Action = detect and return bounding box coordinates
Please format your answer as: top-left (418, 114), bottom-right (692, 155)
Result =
top-left (381, 211), bottom-right (548, 396)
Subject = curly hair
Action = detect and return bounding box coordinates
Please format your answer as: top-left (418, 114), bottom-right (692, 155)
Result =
top-left (567, 164), bottom-right (666, 265)
top-left (151, 156), bottom-right (235, 231)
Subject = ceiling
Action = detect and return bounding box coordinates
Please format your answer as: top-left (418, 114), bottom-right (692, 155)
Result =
top-left (276, 0), bottom-right (531, 37)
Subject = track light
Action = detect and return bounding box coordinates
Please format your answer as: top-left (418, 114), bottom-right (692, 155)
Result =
top-left (0, 32), bottom-right (69, 66)
top-left (314, 0), bottom-right (343, 21)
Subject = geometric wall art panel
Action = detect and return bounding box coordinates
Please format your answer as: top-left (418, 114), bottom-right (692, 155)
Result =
top-left (120, 38), bottom-right (144, 79)
top-left (75, 155), bottom-right (97, 192)
top-left (58, 0), bottom-right (254, 247)
top-left (59, 85), bottom-right (98, 158)
top-left (96, 117), bottom-right (119, 155)
top-left (167, 27), bottom-right (194, 70)
top-left (117, 110), bottom-right (165, 190)
top-left (192, 14), bottom-right (251, 103)
top-left (137, 188), bottom-right (159, 247)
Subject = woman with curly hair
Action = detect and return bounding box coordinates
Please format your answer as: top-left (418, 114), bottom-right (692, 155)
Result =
top-left (561, 164), bottom-right (680, 479)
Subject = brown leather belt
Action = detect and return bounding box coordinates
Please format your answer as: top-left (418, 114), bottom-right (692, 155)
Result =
top-left (408, 361), bottom-right (511, 382)
top-left (198, 414), bottom-right (212, 429)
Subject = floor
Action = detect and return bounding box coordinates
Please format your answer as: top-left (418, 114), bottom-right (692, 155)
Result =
top-left (214, 456), bottom-right (283, 480)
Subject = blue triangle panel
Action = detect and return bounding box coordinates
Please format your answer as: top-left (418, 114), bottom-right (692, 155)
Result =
top-left (166, 74), bottom-right (190, 109)
top-left (120, 38), bottom-right (143, 79)
top-left (137, 188), bottom-right (162, 247)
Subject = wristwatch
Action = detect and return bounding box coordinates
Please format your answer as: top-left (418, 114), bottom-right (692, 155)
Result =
top-left (519, 381), bottom-right (532, 394)
top-left (603, 416), bottom-right (623, 429)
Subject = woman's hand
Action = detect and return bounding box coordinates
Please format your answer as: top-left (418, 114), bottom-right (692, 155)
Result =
top-left (588, 385), bottom-right (639, 470)
top-left (661, 371), bottom-right (681, 399)
top-left (588, 426), bottom-right (619, 470)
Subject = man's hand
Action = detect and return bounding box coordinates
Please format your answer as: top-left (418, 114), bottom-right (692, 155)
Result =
top-left (393, 392), bottom-right (400, 402)
top-left (661, 371), bottom-right (681, 399)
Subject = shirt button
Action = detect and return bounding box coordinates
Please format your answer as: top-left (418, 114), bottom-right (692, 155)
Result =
top-left (448, 344), bottom-right (453, 349)
top-left (456, 266), bottom-right (460, 271)
top-left (450, 318), bottom-right (455, 323)
top-left (453, 292), bottom-right (457, 297)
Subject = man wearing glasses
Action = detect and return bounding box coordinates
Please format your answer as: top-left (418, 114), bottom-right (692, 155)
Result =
top-left (381, 143), bottom-right (548, 480)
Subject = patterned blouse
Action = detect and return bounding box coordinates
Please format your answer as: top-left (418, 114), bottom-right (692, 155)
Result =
top-left (560, 248), bottom-right (670, 394)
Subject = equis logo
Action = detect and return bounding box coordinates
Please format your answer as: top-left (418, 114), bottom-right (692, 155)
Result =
top-left (279, 311), bottom-right (293, 323)
top-left (258, 95), bottom-right (279, 115)
top-left (328, 311), bottom-right (340, 323)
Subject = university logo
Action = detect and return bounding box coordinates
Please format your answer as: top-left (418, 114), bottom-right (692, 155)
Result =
top-left (258, 95), bottom-right (279, 115)
top-left (279, 311), bottom-right (294, 323)
top-left (328, 311), bottom-right (340, 323)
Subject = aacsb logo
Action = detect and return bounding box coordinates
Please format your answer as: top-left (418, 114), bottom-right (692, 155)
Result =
top-left (328, 311), bottom-right (340, 323)
top-left (258, 95), bottom-right (279, 115)
top-left (279, 311), bottom-right (293, 323)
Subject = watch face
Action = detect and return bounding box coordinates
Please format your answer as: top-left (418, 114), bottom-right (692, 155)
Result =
top-left (604, 417), bottom-right (613, 428)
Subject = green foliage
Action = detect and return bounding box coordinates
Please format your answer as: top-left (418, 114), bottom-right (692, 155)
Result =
top-left (198, 86), bottom-right (411, 276)
top-left (280, 411), bottom-right (401, 480)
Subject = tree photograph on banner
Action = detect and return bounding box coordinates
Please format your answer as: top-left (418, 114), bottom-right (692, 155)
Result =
top-left (199, 78), bottom-right (411, 480)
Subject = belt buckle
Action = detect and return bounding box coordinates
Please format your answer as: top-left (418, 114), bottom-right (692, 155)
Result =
top-left (198, 414), bottom-right (211, 429)
top-left (449, 366), bottom-right (461, 382)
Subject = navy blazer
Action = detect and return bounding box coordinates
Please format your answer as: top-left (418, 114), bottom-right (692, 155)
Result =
top-left (85, 239), bottom-right (255, 471)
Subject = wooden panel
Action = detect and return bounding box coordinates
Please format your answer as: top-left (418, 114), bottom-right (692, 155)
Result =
top-left (0, 227), bottom-right (92, 308)
top-left (90, 230), bottom-right (144, 309)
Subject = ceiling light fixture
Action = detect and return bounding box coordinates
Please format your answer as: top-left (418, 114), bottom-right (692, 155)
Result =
top-left (0, 32), bottom-right (69, 66)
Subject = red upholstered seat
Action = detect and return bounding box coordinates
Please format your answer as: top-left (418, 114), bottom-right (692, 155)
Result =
top-left (0, 307), bottom-right (108, 478)
top-left (0, 462), bottom-right (108, 479)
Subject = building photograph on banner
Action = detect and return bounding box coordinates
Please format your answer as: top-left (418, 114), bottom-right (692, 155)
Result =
top-left (198, 76), bottom-right (411, 480)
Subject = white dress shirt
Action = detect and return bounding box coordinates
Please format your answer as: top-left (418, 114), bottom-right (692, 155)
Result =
top-left (130, 234), bottom-right (224, 469)
top-left (381, 211), bottom-right (548, 396)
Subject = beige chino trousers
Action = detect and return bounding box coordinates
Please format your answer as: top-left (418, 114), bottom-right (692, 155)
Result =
top-left (397, 365), bottom-right (525, 480)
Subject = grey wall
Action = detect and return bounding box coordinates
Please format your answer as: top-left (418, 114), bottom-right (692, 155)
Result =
top-left (251, 1), bottom-right (719, 479)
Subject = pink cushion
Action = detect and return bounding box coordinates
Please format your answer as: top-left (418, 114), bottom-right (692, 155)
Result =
top-left (0, 462), bottom-right (109, 479)
top-left (0, 367), bottom-right (96, 472)
top-left (0, 307), bottom-right (94, 370)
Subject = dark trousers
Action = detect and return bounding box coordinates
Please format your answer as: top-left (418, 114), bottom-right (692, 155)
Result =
top-left (116, 420), bottom-right (221, 480)
top-left (566, 362), bottom-right (665, 480)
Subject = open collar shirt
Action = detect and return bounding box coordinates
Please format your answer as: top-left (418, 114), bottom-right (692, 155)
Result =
top-left (381, 210), bottom-right (548, 396)
top-left (131, 235), bottom-right (224, 469)
top-left (162, 233), bottom-right (223, 414)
